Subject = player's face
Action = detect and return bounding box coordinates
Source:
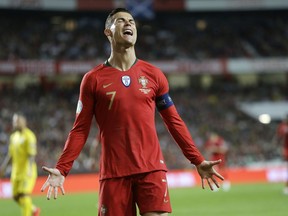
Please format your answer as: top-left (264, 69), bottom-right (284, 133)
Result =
top-left (12, 114), bottom-right (20, 130)
top-left (12, 114), bottom-right (25, 131)
top-left (108, 12), bottom-right (137, 47)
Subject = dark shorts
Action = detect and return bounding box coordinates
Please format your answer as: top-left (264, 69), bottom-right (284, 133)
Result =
top-left (98, 170), bottom-right (172, 216)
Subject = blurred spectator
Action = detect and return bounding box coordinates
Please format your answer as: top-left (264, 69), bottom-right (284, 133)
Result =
top-left (275, 115), bottom-right (288, 194)
top-left (204, 132), bottom-right (230, 191)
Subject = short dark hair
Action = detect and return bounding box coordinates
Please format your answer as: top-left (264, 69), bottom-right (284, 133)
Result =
top-left (105, 8), bottom-right (132, 29)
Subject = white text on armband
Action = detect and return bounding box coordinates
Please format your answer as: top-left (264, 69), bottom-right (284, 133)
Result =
top-left (156, 93), bottom-right (174, 111)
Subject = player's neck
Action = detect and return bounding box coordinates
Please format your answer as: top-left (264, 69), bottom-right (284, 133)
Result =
top-left (13, 127), bottom-right (24, 133)
top-left (108, 47), bottom-right (136, 71)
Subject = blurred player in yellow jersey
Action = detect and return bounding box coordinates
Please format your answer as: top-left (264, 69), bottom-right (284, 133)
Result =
top-left (0, 113), bottom-right (40, 216)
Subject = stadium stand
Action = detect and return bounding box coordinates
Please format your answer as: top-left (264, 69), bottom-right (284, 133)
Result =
top-left (0, 10), bottom-right (287, 60)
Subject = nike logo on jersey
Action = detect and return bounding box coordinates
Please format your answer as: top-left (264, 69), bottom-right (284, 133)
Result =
top-left (103, 83), bottom-right (113, 88)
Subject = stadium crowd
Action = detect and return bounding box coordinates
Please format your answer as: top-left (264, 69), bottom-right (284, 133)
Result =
top-left (0, 9), bottom-right (287, 175)
top-left (0, 9), bottom-right (287, 61)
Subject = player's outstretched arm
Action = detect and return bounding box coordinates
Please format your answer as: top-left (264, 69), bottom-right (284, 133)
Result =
top-left (41, 166), bottom-right (65, 200)
top-left (196, 159), bottom-right (224, 190)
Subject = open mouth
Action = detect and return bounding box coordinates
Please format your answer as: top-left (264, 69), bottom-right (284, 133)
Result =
top-left (123, 29), bottom-right (133, 36)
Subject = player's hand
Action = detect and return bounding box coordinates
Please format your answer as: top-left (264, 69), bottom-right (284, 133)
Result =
top-left (196, 160), bottom-right (224, 191)
top-left (41, 166), bottom-right (65, 200)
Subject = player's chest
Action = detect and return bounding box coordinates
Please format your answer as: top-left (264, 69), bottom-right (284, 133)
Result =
top-left (96, 71), bottom-right (157, 100)
top-left (10, 133), bottom-right (26, 152)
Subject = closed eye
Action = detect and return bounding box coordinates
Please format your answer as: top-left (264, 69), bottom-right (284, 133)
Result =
top-left (116, 18), bottom-right (135, 25)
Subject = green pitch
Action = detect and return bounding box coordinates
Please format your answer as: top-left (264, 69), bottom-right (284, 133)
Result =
top-left (0, 183), bottom-right (287, 216)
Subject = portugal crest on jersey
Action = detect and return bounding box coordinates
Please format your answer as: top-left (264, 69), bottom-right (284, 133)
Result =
top-left (138, 76), bottom-right (148, 88)
top-left (138, 76), bottom-right (151, 94)
top-left (122, 75), bottom-right (131, 87)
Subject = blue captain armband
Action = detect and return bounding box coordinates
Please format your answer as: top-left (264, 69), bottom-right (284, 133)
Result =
top-left (156, 93), bottom-right (174, 111)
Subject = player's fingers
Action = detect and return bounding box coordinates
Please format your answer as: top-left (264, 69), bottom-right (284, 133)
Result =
top-left (211, 176), bottom-right (220, 188)
top-left (210, 159), bottom-right (222, 166)
top-left (47, 186), bottom-right (53, 200)
top-left (54, 187), bottom-right (58, 199)
top-left (201, 178), bottom-right (205, 189)
top-left (207, 179), bottom-right (213, 190)
top-left (42, 166), bottom-right (53, 174)
top-left (213, 170), bottom-right (224, 181)
top-left (41, 177), bottom-right (50, 192)
top-left (60, 185), bottom-right (65, 195)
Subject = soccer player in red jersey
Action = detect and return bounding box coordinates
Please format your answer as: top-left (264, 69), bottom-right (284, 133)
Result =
top-left (204, 132), bottom-right (230, 191)
top-left (41, 8), bottom-right (224, 216)
top-left (276, 115), bottom-right (288, 194)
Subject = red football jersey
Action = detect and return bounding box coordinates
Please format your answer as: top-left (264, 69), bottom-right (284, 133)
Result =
top-left (277, 122), bottom-right (288, 160)
top-left (56, 59), bottom-right (204, 180)
top-left (204, 135), bottom-right (227, 167)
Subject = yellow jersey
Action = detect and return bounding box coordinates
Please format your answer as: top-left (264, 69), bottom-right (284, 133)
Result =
top-left (9, 127), bottom-right (37, 180)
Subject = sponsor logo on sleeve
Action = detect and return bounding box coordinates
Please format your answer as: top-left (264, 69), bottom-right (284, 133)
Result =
top-left (76, 100), bottom-right (83, 114)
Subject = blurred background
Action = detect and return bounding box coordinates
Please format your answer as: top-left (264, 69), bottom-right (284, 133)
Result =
top-left (0, 0), bottom-right (287, 180)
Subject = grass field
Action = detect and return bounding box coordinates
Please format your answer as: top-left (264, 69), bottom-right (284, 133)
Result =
top-left (1, 183), bottom-right (287, 216)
